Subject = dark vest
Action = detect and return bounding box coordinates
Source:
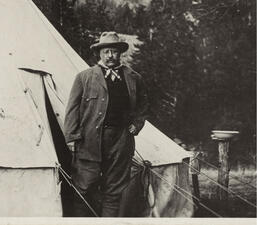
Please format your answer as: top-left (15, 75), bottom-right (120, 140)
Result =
top-left (101, 68), bottom-right (130, 127)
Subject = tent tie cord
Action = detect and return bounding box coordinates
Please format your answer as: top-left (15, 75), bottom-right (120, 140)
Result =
top-left (43, 76), bottom-right (65, 105)
top-left (134, 150), bottom-right (222, 217)
top-left (195, 156), bottom-right (257, 190)
top-left (45, 74), bottom-right (57, 90)
top-left (183, 161), bottom-right (257, 209)
top-left (131, 158), bottom-right (156, 209)
top-left (58, 167), bottom-right (99, 217)
top-left (135, 151), bottom-right (157, 208)
top-left (150, 168), bottom-right (222, 217)
top-left (141, 160), bottom-right (151, 198)
top-left (141, 160), bottom-right (156, 209)
top-left (135, 149), bottom-right (145, 162)
top-left (58, 155), bottom-right (223, 217)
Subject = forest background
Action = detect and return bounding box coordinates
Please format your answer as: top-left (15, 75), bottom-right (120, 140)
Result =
top-left (32, 0), bottom-right (256, 169)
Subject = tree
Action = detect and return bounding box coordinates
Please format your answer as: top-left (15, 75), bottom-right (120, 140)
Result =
top-left (33, 0), bottom-right (256, 166)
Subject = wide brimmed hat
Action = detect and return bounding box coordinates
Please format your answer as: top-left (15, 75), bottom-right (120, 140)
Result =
top-left (90, 31), bottom-right (129, 53)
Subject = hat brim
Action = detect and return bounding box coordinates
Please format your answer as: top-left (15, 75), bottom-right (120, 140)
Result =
top-left (90, 42), bottom-right (129, 53)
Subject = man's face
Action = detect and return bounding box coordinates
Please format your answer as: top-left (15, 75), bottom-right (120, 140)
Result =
top-left (99, 47), bottom-right (121, 68)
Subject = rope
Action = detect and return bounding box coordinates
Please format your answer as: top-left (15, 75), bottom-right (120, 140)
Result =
top-left (132, 158), bottom-right (156, 208)
top-left (150, 169), bottom-right (222, 217)
top-left (140, 160), bottom-right (152, 198)
top-left (43, 76), bottom-right (65, 105)
top-left (134, 150), bottom-right (222, 217)
top-left (132, 157), bottom-right (143, 165)
top-left (59, 160), bottom-right (154, 218)
top-left (196, 157), bottom-right (257, 190)
top-left (183, 161), bottom-right (257, 209)
top-left (135, 149), bottom-right (145, 162)
top-left (58, 153), bottom-right (224, 217)
top-left (59, 166), bottom-right (71, 180)
top-left (58, 167), bottom-right (99, 217)
top-left (137, 160), bottom-right (156, 208)
top-left (59, 163), bottom-right (149, 217)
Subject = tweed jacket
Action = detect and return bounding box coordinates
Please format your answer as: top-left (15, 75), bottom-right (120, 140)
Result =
top-left (64, 64), bottom-right (149, 161)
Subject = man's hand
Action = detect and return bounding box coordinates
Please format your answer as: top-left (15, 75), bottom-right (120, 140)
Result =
top-left (128, 124), bottom-right (137, 135)
top-left (67, 141), bottom-right (75, 152)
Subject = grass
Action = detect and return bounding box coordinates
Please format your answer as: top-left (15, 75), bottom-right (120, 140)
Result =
top-left (191, 168), bottom-right (256, 217)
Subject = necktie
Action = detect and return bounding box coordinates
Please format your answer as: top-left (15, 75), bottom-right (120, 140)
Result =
top-left (104, 68), bottom-right (120, 81)
top-left (98, 61), bottom-right (123, 81)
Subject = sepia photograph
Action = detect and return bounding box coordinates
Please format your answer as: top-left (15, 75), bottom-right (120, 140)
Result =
top-left (0, 0), bottom-right (256, 224)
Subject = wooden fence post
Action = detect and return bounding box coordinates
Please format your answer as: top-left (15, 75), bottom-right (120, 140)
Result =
top-left (190, 150), bottom-right (201, 205)
top-left (217, 140), bottom-right (230, 200)
top-left (211, 131), bottom-right (239, 201)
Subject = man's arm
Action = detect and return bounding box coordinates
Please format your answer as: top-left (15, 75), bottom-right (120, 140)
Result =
top-left (130, 74), bottom-right (149, 135)
top-left (64, 73), bottom-right (83, 144)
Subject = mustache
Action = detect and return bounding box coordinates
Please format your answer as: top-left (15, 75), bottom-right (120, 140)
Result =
top-left (106, 59), bottom-right (116, 63)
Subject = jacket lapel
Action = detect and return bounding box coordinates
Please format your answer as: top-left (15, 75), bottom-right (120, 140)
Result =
top-left (94, 65), bottom-right (107, 91)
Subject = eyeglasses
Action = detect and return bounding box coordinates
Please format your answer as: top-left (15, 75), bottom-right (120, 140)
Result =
top-left (101, 48), bottom-right (120, 56)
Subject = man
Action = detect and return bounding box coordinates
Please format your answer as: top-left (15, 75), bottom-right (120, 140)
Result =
top-left (64, 31), bottom-right (149, 217)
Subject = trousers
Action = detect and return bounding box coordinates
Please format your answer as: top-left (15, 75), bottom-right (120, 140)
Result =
top-left (71, 126), bottom-right (134, 217)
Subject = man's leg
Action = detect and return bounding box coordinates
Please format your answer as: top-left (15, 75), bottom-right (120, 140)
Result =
top-left (100, 127), bottom-right (134, 217)
top-left (71, 156), bottom-right (101, 217)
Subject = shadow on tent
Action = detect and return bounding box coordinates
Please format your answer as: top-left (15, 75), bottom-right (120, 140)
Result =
top-left (44, 85), bottom-right (73, 217)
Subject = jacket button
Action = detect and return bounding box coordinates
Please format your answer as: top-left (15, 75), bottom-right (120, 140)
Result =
top-left (101, 98), bottom-right (105, 101)
top-left (96, 126), bottom-right (99, 129)
top-left (86, 98), bottom-right (89, 101)
top-left (98, 112), bottom-right (102, 115)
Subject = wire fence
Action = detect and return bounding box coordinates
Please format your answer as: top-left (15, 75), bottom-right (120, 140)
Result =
top-left (183, 161), bottom-right (257, 209)
top-left (57, 149), bottom-right (256, 218)
top-left (195, 156), bottom-right (256, 190)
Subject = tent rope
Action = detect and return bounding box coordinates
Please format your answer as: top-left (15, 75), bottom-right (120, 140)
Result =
top-left (150, 168), bottom-right (222, 217)
top-left (59, 164), bottom-right (149, 217)
top-left (141, 160), bottom-right (152, 199)
top-left (135, 159), bottom-right (156, 209)
top-left (135, 150), bottom-right (222, 217)
top-left (183, 161), bottom-right (257, 209)
top-left (135, 150), bottom-right (158, 208)
top-left (135, 149), bottom-right (145, 162)
top-left (43, 77), bottom-right (65, 105)
top-left (59, 157), bottom-right (157, 217)
top-left (58, 167), bottom-right (99, 217)
top-left (195, 157), bottom-right (256, 190)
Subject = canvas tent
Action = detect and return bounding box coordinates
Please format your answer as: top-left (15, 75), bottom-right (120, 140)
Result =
top-left (0, 0), bottom-right (193, 217)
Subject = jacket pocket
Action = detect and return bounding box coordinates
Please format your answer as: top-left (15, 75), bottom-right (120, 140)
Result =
top-left (82, 92), bottom-right (98, 101)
